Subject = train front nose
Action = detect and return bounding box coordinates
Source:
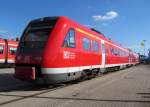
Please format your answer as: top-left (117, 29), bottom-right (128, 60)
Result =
top-left (15, 55), bottom-right (43, 81)
top-left (15, 66), bottom-right (36, 81)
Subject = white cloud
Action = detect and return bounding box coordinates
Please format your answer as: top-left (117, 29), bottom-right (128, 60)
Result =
top-left (92, 11), bottom-right (118, 21)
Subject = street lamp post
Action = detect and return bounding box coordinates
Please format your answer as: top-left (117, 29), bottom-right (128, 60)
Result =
top-left (141, 40), bottom-right (146, 56)
top-left (143, 40), bottom-right (146, 56)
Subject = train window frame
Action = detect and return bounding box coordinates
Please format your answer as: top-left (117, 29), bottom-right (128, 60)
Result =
top-left (111, 47), bottom-right (118, 56)
top-left (110, 47), bottom-right (113, 55)
top-left (9, 47), bottom-right (17, 55)
top-left (114, 48), bottom-right (119, 56)
top-left (82, 37), bottom-right (90, 51)
top-left (93, 41), bottom-right (99, 53)
top-left (0, 46), bottom-right (3, 54)
top-left (63, 28), bottom-right (76, 48)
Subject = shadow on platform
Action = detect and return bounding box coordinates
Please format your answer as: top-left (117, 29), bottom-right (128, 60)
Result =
top-left (0, 73), bottom-right (52, 92)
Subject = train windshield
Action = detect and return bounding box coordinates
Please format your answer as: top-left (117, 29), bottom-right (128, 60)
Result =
top-left (22, 27), bottom-right (51, 48)
top-left (20, 18), bottom-right (58, 48)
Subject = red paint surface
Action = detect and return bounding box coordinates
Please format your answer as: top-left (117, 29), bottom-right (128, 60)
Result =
top-left (0, 38), bottom-right (18, 64)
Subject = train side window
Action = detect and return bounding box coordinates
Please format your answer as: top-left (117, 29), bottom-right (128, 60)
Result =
top-left (120, 51), bottom-right (123, 56)
top-left (93, 41), bottom-right (99, 52)
top-left (0, 46), bottom-right (3, 54)
top-left (63, 28), bottom-right (76, 48)
top-left (82, 37), bottom-right (90, 51)
top-left (114, 49), bottom-right (118, 56)
top-left (110, 47), bottom-right (113, 55)
top-left (111, 47), bottom-right (118, 56)
top-left (10, 47), bottom-right (17, 55)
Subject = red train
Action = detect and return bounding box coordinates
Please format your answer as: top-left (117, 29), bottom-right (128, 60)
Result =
top-left (0, 38), bottom-right (18, 67)
top-left (15, 16), bottom-right (139, 84)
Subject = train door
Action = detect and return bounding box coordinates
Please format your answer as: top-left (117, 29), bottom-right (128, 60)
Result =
top-left (101, 40), bottom-right (105, 68)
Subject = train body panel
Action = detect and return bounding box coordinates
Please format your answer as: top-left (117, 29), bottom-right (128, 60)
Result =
top-left (7, 40), bottom-right (18, 63)
top-left (15, 16), bottom-right (139, 84)
top-left (0, 39), bottom-right (18, 67)
top-left (0, 39), bottom-right (6, 63)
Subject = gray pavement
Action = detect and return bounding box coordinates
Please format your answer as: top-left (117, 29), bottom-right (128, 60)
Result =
top-left (0, 65), bottom-right (150, 107)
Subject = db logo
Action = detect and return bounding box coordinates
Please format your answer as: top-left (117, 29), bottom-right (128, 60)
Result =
top-left (63, 51), bottom-right (76, 59)
top-left (64, 51), bottom-right (70, 59)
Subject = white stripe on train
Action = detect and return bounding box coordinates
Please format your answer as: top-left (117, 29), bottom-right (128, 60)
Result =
top-left (0, 43), bottom-right (5, 45)
top-left (0, 59), bottom-right (5, 63)
top-left (42, 63), bottom-right (130, 74)
top-left (0, 59), bottom-right (14, 63)
top-left (8, 44), bottom-right (18, 47)
top-left (0, 43), bottom-right (17, 47)
top-left (7, 59), bottom-right (15, 63)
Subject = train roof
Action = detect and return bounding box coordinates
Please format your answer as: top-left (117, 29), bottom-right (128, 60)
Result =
top-left (7, 39), bottom-right (18, 44)
top-left (30, 16), bottom-right (59, 24)
top-left (59, 16), bottom-right (129, 52)
top-left (29, 16), bottom-right (129, 52)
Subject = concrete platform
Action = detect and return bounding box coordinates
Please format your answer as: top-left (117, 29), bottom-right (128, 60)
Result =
top-left (0, 65), bottom-right (150, 107)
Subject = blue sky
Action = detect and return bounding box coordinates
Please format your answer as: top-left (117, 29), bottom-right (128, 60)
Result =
top-left (0, 0), bottom-right (149, 55)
